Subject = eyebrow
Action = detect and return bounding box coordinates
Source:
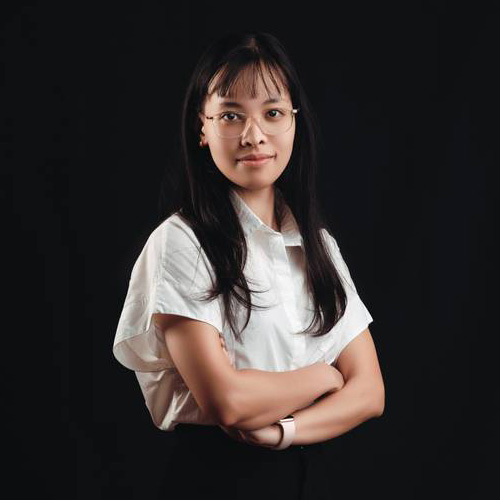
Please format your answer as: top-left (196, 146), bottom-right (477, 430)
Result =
top-left (217, 97), bottom-right (284, 108)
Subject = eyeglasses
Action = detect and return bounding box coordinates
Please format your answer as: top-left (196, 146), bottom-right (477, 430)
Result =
top-left (200, 107), bottom-right (300, 139)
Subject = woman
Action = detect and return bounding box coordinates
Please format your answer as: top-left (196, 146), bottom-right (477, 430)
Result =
top-left (113, 31), bottom-right (384, 499)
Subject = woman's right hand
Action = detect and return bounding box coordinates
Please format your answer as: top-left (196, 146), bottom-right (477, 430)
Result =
top-left (325, 363), bottom-right (345, 394)
top-left (305, 363), bottom-right (346, 406)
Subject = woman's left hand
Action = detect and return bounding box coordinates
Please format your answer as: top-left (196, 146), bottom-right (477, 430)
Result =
top-left (219, 423), bottom-right (282, 448)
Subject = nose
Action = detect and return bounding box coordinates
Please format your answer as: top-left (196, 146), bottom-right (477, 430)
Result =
top-left (240, 115), bottom-right (267, 146)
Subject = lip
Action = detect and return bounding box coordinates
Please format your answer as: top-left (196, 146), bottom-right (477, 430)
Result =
top-left (237, 153), bottom-right (276, 166)
top-left (237, 153), bottom-right (275, 161)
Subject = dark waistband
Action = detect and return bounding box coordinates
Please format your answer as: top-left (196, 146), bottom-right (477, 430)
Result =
top-left (173, 423), bottom-right (325, 452)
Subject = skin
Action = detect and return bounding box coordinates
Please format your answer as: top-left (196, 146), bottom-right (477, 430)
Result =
top-left (198, 66), bottom-right (296, 233)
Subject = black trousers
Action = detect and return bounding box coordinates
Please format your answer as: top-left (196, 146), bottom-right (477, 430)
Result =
top-left (157, 423), bottom-right (337, 500)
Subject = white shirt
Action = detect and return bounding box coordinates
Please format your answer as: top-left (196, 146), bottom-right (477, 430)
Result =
top-left (112, 186), bottom-right (373, 431)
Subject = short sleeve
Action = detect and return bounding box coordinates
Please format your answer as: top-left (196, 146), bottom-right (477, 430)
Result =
top-left (112, 215), bottom-right (224, 372)
top-left (320, 229), bottom-right (374, 365)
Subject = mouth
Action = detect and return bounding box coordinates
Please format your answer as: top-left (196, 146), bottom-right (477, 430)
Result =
top-left (237, 154), bottom-right (276, 166)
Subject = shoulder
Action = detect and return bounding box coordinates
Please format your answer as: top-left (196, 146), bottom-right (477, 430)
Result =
top-left (148, 212), bottom-right (201, 254)
top-left (137, 212), bottom-right (204, 270)
top-left (319, 227), bottom-right (358, 292)
top-left (319, 227), bottom-right (340, 255)
top-left (149, 213), bottom-right (216, 289)
top-left (130, 212), bottom-right (205, 283)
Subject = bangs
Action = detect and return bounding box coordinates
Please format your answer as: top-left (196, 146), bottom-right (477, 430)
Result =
top-left (207, 59), bottom-right (289, 101)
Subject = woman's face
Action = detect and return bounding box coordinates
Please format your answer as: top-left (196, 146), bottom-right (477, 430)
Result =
top-left (198, 69), bottom-right (296, 191)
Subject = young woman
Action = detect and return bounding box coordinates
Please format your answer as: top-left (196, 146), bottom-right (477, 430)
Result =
top-left (113, 31), bottom-right (384, 499)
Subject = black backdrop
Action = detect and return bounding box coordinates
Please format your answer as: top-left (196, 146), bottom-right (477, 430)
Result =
top-left (2, 1), bottom-right (494, 498)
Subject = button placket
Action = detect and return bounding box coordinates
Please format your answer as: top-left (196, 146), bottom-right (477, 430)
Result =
top-left (271, 236), bottom-right (295, 314)
top-left (269, 234), bottom-right (306, 368)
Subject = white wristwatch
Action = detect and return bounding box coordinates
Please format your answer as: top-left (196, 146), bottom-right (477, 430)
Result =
top-left (272, 414), bottom-right (296, 450)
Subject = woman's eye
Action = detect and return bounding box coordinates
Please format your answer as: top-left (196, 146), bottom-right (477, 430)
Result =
top-left (267, 109), bottom-right (284, 118)
top-left (220, 112), bottom-right (240, 121)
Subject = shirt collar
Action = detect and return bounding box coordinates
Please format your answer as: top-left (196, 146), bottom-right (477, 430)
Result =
top-left (229, 186), bottom-right (303, 247)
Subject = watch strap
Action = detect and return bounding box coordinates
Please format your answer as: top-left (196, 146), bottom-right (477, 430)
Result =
top-left (273, 414), bottom-right (295, 450)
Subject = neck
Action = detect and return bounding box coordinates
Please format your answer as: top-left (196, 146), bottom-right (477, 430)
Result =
top-left (234, 185), bottom-right (281, 231)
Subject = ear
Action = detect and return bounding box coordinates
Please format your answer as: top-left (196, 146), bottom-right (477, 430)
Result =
top-left (198, 112), bottom-right (207, 137)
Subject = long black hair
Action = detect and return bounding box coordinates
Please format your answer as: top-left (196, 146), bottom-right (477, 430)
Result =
top-left (159, 31), bottom-right (347, 345)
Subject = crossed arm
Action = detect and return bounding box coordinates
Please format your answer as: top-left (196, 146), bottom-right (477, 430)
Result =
top-left (221, 328), bottom-right (385, 447)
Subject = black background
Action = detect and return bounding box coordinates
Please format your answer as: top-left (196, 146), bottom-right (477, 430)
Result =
top-left (1, 1), bottom-right (494, 498)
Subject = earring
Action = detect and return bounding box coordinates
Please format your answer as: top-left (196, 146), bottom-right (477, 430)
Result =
top-left (199, 140), bottom-right (203, 147)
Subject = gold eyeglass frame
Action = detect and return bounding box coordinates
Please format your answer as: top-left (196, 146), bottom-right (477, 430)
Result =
top-left (200, 108), bottom-right (300, 139)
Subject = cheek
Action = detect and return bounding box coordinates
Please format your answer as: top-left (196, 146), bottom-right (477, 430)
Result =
top-left (206, 137), bottom-right (224, 156)
top-left (279, 124), bottom-right (296, 148)
top-left (276, 133), bottom-right (295, 158)
top-left (208, 142), bottom-right (238, 169)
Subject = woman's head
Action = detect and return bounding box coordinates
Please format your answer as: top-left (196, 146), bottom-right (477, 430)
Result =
top-left (160, 32), bottom-right (346, 343)
top-left (179, 31), bottom-right (320, 203)
top-left (198, 62), bottom-right (296, 193)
